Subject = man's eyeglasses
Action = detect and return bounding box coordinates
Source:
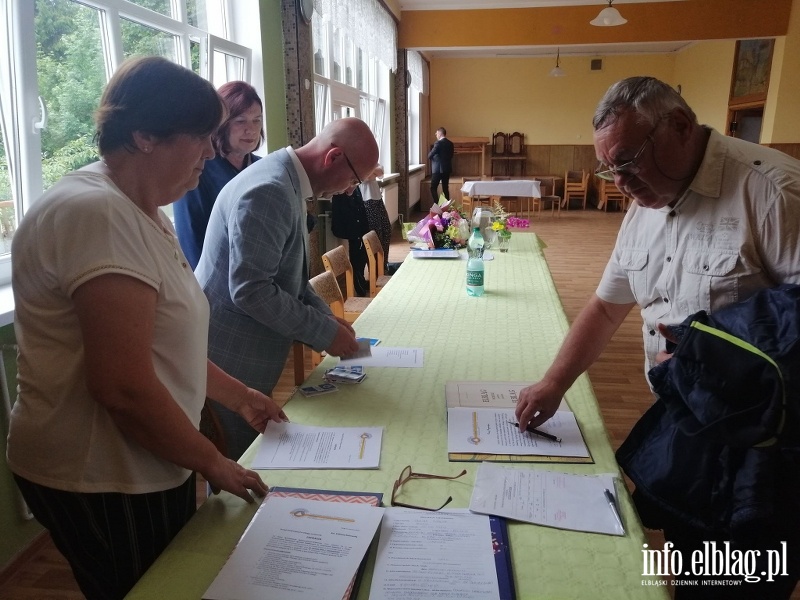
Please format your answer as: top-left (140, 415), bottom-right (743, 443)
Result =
top-left (594, 124), bottom-right (658, 182)
top-left (391, 465), bottom-right (467, 511)
top-left (333, 144), bottom-right (362, 186)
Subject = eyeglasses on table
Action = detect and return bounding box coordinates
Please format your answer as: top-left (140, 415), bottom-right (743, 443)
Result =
top-left (390, 464), bottom-right (468, 511)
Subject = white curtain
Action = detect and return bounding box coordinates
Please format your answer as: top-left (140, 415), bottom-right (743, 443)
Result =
top-left (407, 50), bottom-right (428, 95)
top-left (313, 0), bottom-right (397, 72)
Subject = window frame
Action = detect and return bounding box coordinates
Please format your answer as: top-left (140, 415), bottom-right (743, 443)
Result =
top-left (0, 0), bottom-right (253, 287)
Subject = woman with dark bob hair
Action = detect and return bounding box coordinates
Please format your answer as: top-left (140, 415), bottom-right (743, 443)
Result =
top-left (7, 56), bottom-right (286, 600)
top-left (173, 80), bottom-right (265, 269)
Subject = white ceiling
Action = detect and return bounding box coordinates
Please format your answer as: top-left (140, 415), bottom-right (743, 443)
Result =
top-left (399, 0), bottom-right (693, 59)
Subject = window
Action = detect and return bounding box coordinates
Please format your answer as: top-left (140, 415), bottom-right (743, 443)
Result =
top-left (0, 0), bottom-right (254, 285)
top-left (311, 15), bottom-right (392, 169)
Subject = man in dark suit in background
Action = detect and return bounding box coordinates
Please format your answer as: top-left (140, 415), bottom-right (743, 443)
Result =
top-left (428, 126), bottom-right (454, 201)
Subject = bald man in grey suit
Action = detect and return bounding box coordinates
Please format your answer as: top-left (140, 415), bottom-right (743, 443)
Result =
top-left (196, 118), bottom-right (378, 459)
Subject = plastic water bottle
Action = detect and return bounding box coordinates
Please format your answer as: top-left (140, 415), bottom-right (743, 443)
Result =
top-left (466, 227), bottom-right (485, 296)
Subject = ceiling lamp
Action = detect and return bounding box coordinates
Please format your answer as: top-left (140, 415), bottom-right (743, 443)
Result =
top-left (590, 0), bottom-right (628, 26)
top-left (549, 48), bottom-right (566, 77)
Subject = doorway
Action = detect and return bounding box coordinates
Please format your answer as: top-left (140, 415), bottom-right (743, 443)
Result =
top-left (727, 106), bottom-right (764, 144)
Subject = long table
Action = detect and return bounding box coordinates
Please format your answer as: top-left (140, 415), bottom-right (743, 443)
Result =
top-left (460, 179), bottom-right (541, 200)
top-left (461, 179), bottom-right (541, 216)
top-left (127, 234), bottom-right (669, 599)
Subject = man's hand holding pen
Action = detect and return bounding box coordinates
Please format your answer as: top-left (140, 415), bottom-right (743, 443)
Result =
top-left (508, 421), bottom-right (562, 443)
top-left (515, 379), bottom-right (564, 431)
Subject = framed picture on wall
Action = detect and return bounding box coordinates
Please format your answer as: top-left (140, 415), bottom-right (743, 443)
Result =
top-left (730, 39), bottom-right (775, 105)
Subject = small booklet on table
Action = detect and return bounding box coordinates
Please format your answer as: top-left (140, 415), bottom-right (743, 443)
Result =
top-left (203, 488), bottom-right (384, 600)
top-left (445, 381), bottom-right (593, 464)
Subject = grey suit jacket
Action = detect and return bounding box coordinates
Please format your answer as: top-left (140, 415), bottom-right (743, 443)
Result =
top-left (195, 149), bottom-right (338, 395)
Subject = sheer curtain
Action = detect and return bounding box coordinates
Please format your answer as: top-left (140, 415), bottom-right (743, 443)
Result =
top-left (407, 50), bottom-right (428, 95)
top-left (313, 0), bottom-right (397, 71)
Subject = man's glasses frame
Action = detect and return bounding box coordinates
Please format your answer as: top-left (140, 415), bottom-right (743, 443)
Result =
top-left (390, 465), bottom-right (467, 511)
top-left (333, 143), bottom-right (362, 186)
top-left (594, 123), bottom-right (659, 182)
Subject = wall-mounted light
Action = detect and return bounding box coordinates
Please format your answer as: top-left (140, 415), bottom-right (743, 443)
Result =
top-left (549, 48), bottom-right (566, 77)
top-left (590, 0), bottom-right (627, 26)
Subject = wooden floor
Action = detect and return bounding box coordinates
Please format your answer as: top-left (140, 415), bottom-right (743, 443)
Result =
top-left (1, 207), bottom-right (796, 598)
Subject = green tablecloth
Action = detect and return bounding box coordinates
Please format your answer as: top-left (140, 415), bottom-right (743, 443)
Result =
top-left (127, 233), bottom-right (668, 599)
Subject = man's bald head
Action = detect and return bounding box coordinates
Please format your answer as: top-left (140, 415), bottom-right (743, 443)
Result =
top-left (297, 117), bottom-right (379, 198)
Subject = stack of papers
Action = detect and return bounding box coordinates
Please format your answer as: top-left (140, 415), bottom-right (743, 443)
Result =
top-left (203, 495), bottom-right (384, 600)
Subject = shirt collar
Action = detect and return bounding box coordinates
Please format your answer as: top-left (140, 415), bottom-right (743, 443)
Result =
top-left (685, 127), bottom-right (723, 200)
top-left (660, 126), bottom-right (718, 213)
top-left (286, 146), bottom-right (314, 201)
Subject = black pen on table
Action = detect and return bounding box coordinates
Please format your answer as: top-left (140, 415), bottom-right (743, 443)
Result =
top-left (604, 488), bottom-right (625, 534)
top-left (507, 421), bottom-right (562, 443)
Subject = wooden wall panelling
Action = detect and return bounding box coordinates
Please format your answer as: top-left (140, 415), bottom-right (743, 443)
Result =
top-left (526, 145), bottom-right (551, 177)
top-left (547, 146), bottom-right (574, 195)
top-left (451, 153), bottom-right (482, 176)
top-left (767, 143), bottom-right (800, 160)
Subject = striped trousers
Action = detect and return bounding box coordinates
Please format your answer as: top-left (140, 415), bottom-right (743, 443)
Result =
top-left (14, 472), bottom-right (196, 600)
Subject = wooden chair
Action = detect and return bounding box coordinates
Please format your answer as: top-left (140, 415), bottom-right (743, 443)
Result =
top-left (293, 270), bottom-right (346, 384)
top-left (490, 131), bottom-right (508, 176)
top-left (597, 179), bottom-right (630, 212)
top-left (362, 230), bottom-right (392, 298)
top-left (563, 170), bottom-right (589, 210)
top-left (321, 245), bottom-right (372, 323)
top-left (507, 131), bottom-right (526, 177)
top-left (538, 178), bottom-right (561, 217)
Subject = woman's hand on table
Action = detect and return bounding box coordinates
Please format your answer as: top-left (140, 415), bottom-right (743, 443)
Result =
top-left (514, 379), bottom-right (564, 430)
top-left (205, 454), bottom-right (268, 503)
top-left (236, 388), bottom-right (288, 434)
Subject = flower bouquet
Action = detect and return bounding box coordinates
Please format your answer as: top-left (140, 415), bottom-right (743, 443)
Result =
top-left (408, 195), bottom-right (470, 249)
top-left (491, 200), bottom-right (529, 252)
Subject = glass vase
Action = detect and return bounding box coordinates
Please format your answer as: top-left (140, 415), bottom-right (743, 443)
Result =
top-left (498, 235), bottom-right (511, 253)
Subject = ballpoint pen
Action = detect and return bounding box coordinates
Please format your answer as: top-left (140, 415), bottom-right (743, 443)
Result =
top-left (507, 421), bottom-right (562, 443)
top-left (604, 488), bottom-right (625, 534)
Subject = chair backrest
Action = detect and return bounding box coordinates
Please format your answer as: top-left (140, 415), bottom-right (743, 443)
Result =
top-left (538, 176), bottom-right (555, 192)
top-left (491, 176), bottom-right (510, 181)
top-left (308, 270), bottom-right (344, 319)
top-left (362, 230), bottom-right (386, 298)
top-left (492, 132), bottom-right (507, 156)
top-left (565, 170), bottom-right (585, 186)
top-left (508, 132), bottom-right (525, 155)
top-left (321, 245), bottom-right (356, 299)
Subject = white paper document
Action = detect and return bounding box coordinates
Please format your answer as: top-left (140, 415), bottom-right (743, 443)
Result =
top-left (469, 462), bottom-right (624, 536)
top-left (410, 249), bottom-right (460, 258)
top-left (369, 508), bottom-right (500, 600)
top-left (338, 347), bottom-right (424, 368)
top-left (252, 422), bottom-right (383, 469)
top-left (446, 407), bottom-right (589, 458)
top-left (203, 496), bottom-right (385, 600)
